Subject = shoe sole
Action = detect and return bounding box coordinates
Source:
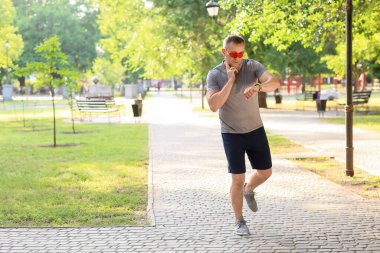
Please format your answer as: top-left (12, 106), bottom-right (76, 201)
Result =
top-left (236, 232), bottom-right (250, 236)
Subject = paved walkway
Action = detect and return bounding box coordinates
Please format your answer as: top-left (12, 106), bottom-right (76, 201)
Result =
top-left (261, 109), bottom-right (380, 176)
top-left (1, 92), bottom-right (379, 252)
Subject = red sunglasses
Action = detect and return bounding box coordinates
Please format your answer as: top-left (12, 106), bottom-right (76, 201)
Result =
top-left (228, 51), bottom-right (244, 58)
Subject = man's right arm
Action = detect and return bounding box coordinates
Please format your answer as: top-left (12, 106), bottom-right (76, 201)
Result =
top-left (206, 78), bottom-right (235, 112)
top-left (207, 61), bottom-right (237, 112)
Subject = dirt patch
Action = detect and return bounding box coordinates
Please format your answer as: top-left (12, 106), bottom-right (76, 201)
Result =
top-left (22, 143), bottom-right (82, 149)
top-left (16, 129), bottom-right (51, 132)
top-left (39, 143), bottom-right (82, 148)
top-left (61, 131), bottom-right (94, 135)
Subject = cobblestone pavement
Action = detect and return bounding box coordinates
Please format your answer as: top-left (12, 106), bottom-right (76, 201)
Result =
top-left (1, 92), bottom-right (379, 252)
top-left (260, 110), bottom-right (380, 176)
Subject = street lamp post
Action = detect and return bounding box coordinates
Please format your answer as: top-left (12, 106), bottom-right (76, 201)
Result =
top-left (345, 0), bottom-right (354, 177)
top-left (5, 40), bottom-right (9, 84)
top-left (206, 0), bottom-right (220, 19)
top-left (204, 1), bottom-right (220, 109)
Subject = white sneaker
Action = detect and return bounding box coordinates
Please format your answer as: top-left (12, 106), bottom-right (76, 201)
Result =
top-left (235, 217), bottom-right (250, 236)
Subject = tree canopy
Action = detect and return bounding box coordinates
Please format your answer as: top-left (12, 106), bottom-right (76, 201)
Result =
top-left (221, 0), bottom-right (380, 78)
top-left (2, 0), bottom-right (379, 88)
top-left (13, 0), bottom-right (100, 72)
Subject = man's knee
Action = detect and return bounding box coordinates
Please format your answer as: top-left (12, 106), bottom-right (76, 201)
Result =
top-left (231, 173), bottom-right (245, 188)
top-left (257, 168), bottom-right (272, 179)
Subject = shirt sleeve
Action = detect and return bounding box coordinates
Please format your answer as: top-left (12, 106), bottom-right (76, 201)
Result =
top-left (207, 71), bottom-right (220, 91)
top-left (254, 60), bottom-right (267, 80)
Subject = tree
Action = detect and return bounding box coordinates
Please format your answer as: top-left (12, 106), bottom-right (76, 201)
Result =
top-left (13, 0), bottom-right (100, 87)
top-left (98, 0), bottom-right (232, 108)
top-left (92, 58), bottom-right (125, 87)
top-left (151, 0), bottom-right (232, 105)
top-left (64, 75), bottom-right (80, 134)
top-left (21, 36), bottom-right (78, 147)
top-left (96, 0), bottom-right (147, 82)
top-left (221, 0), bottom-right (380, 82)
top-left (0, 0), bottom-right (23, 85)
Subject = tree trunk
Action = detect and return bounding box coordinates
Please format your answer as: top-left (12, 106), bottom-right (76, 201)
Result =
top-left (301, 75), bottom-right (306, 93)
top-left (201, 78), bottom-right (205, 110)
top-left (18, 76), bottom-right (26, 93)
top-left (51, 85), bottom-right (57, 147)
top-left (362, 64), bottom-right (367, 91)
top-left (69, 94), bottom-right (76, 134)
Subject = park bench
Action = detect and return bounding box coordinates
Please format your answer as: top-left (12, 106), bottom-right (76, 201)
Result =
top-left (296, 91), bottom-right (316, 110)
top-left (337, 91), bottom-right (372, 113)
top-left (75, 98), bottom-right (124, 121)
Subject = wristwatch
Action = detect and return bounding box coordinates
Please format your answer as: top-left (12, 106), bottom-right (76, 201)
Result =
top-left (253, 83), bottom-right (262, 92)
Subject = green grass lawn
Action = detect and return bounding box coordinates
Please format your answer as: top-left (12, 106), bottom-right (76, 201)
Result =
top-left (323, 115), bottom-right (380, 132)
top-left (291, 157), bottom-right (380, 199)
top-left (267, 133), bottom-right (310, 154)
top-left (0, 100), bottom-right (70, 120)
top-left (0, 118), bottom-right (148, 227)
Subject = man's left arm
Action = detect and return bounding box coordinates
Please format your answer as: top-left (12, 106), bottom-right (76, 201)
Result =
top-left (244, 71), bottom-right (280, 100)
top-left (258, 71), bottom-right (280, 93)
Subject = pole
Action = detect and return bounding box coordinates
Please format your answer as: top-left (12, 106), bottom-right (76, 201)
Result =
top-left (190, 83), bottom-right (192, 103)
top-left (201, 79), bottom-right (205, 109)
top-left (345, 0), bottom-right (354, 177)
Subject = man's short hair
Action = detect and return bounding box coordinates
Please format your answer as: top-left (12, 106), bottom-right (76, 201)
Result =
top-left (223, 35), bottom-right (245, 48)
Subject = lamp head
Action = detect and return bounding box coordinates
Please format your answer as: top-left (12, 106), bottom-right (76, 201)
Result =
top-left (206, 0), bottom-right (220, 18)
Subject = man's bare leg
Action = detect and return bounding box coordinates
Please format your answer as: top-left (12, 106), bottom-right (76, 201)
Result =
top-left (230, 173), bottom-right (245, 221)
top-left (245, 168), bottom-right (272, 193)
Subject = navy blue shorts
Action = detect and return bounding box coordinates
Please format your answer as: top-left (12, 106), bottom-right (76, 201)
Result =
top-left (222, 127), bottom-right (272, 174)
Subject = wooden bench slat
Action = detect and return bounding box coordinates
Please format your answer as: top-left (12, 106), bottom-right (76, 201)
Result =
top-left (75, 99), bottom-right (122, 116)
top-left (296, 91), bottom-right (316, 101)
top-left (337, 91), bottom-right (371, 113)
top-left (338, 91), bottom-right (371, 106)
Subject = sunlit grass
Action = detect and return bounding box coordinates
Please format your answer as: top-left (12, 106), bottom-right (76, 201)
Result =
top-left (0, 118), bottom-right (148, 227)
top-left (323, 115), bottom-right (380, 132)
top-left (267, 133), bottom-right (311, 154)
top-left (291, 157), bottom-right (380, 199)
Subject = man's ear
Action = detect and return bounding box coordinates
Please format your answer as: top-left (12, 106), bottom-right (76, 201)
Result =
top-left (221, 48), bottom-right (226, 57)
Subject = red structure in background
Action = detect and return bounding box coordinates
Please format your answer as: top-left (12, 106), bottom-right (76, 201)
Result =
top-left (282, 76), bottom-right (304, 94)
top-left (280, 72), bottom-right (377, 94)
top-left (334, 75), bottom-right (339, 90)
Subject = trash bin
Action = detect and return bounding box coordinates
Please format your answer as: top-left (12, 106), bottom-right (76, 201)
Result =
top-left (275, 95), bottom-right (282, 104)
top-left (316, 99), bottom-right (327, 117)
top-left (316, 99), bottom-right (327, 111)
top-left (132, 99), bottom-right (143, 117)
top-left (274, 89), bottom-right (282, 104)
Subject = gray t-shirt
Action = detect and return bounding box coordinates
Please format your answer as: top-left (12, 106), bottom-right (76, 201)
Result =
top-left (207, 59), bottom-right (266, 133)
